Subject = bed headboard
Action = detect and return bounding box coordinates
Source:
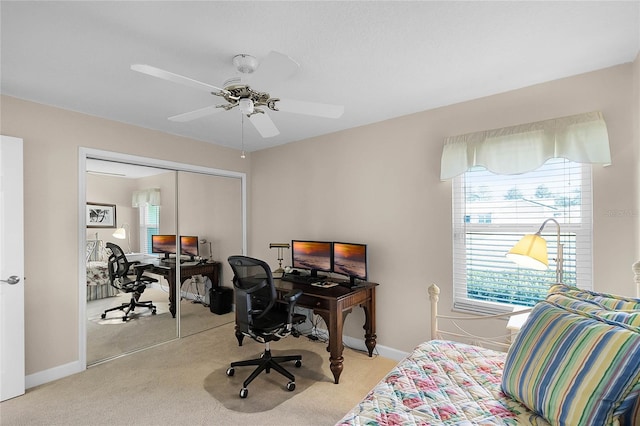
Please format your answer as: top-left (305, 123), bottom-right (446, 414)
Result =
top-left (428, 284), bottom-right (528, 349)
top-left (430, 259), bottom-right (640, 348)
top-left (86, 239), bottom-right (107, 263)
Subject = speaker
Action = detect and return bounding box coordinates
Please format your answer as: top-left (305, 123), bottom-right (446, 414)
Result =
top-left (209, 286), bottom-right (233, 315)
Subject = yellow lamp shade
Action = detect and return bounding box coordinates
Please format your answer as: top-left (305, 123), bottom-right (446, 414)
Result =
top-left (506, 234), bottom-right (549, 270)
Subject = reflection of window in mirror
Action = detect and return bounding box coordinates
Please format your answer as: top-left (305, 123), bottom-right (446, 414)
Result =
top-left (139, 204), bottom-right (159, 254)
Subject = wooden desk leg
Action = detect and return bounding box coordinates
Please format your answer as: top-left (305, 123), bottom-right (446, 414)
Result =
top-left (202, 266), bottom-right (219, 289)
top-left (317, 308), bottom-right (345, 384)
top-left (363, 288), bottom-right (377, 357)
top-left (168, 270), bottom-right (177, 318)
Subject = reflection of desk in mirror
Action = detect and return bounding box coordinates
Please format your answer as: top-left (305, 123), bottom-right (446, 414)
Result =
top-left (148, 260), bottom-right (221, 318)
top-left (273, 279), bottom-right (378, 384)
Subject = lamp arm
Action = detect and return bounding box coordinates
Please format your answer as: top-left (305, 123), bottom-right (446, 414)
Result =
top-left (537, 218), bottom-right (563, 284)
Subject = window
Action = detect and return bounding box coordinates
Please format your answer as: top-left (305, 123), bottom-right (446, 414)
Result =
top-left (452, 158), bottom-right (592, 314)
top-left (139, 204), bottom-right (159, 254)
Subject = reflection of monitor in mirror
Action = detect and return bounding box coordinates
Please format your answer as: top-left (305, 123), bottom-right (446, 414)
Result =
top-left (180, 235), bottom-right (199, 261)
top-left (291, 240), bottom-right (333, 278)
top-left (333, 242), bottom-right (367, 285)
top-left (151, 234), bottom-right (177, 259)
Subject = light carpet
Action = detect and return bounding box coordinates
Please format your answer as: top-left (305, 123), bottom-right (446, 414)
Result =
top-left (0, 322), bottom-right (398, 425)
top-left (87, 287), bottom-right (235, 365)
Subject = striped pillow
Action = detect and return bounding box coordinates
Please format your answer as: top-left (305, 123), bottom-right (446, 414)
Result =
top-left (502, 301), bottom-right (640, 426)
top-left (546, 292), bottom-right (640, 327)
top-left (548, 283), bottom-right (640, 310)
top-left (547, 286), bottom-right (640, 423)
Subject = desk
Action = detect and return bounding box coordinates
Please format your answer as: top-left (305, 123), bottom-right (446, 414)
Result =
top-left (275, 279), bottom-right (377, 384)
top-left (148, 261), bottom-right (221, 318)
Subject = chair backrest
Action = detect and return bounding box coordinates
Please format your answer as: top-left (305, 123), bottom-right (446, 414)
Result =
top-left (228, 256), bottom-right (277, 335)
top-left (106, 242), bottom-right (130, 285)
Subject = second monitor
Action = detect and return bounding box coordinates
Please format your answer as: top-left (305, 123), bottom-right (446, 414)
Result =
top-left (151, 234), bottom-right (199, 261)
top-left (180, 235), bottom-right (199, 261)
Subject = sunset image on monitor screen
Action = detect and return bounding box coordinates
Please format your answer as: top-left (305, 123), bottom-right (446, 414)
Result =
top-left (152, 235), bottom-right (176, 254)
top-left (292, 241), bottom-right (332, 271)
top-left (180, 236), bottom-right (198, 257)
top-left (333, 243), bottom-right (367, 279)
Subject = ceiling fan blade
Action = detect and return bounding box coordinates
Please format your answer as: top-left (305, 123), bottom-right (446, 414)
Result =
top-left (131, 64), bottom-right (226, 94)
top-left (248, 113), bottom-right (280, 138)
top-left (168, 105), bottom-right (224, 122)
top-left (249, 51), bottom-right (300, 88)
top-left (275, 99), bottom-right (344, 119)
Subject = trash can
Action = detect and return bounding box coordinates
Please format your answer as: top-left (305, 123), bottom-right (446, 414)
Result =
top-left (209, 286), bottom-right (233, 315)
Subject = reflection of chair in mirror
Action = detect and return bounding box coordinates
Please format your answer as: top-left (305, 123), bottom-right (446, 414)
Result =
top-left (226, 255), bottom-right (306, 399)
top-left (101, 242), bottom-right (158, 322)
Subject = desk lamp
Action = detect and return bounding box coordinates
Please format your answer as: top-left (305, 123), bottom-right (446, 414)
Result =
top-left (506, 218), bottom-right (564, 284)
top-left (113, 223), bottom-right (132, 254)
top-left (200, 239), bottom-right (213, 261)
top-left (269, 243), bottom-right (290, 275)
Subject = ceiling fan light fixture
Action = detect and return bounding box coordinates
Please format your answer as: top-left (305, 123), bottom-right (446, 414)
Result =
top-left (239, 98), bottom-right (254, 114)
top-left (233, 54), bottom-right (258, 74)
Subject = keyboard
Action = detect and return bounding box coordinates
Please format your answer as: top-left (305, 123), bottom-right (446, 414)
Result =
top-left (159, 259), bottom-right (186, 266)
top-left (281, 273), bottom-right (325, 284)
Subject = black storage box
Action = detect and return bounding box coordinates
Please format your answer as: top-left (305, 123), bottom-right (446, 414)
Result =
top-left (209, 286), bottom-right (233, 315)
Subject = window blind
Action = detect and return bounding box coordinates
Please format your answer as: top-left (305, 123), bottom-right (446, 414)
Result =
top-left (452, 158), bottom-right (592, 314)
top-left (139, 204), bottom-right (159, 254)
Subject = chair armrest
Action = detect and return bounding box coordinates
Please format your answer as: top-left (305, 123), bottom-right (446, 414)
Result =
top-left (283, 289), bottom-right (303, 326)
top-left (283, 289), bottom-right (302, 304)
top-left (131, 262), bottom-right (153, 279)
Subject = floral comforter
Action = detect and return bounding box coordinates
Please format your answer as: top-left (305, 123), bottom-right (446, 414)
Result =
top-left (86, 261), bottom-right (119, 301)
top-left (337, 340), bottom-right (549, 426)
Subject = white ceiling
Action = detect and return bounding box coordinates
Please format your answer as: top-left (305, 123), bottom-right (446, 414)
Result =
top-left (2, 1), bottom-right (639, 153)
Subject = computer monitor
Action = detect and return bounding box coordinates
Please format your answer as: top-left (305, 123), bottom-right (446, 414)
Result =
top-left (180, 235), bottom-right (199, 261)
top-left (151, 234), bottom-right (177, 259)
top-left (333, 242), bottom-right (367, 285)
top-left (291, 240), bottom-right (333, 278)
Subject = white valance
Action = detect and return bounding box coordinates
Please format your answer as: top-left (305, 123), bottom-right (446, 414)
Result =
top-left (440, 111), bottom-right (611, 180)
top-left (132, 188), bottom-right (161, 207)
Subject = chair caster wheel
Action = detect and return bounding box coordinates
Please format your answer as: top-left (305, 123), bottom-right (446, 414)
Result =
top-left (239, 388), bottom-right (248, 398)
top-left (294, 360), bottom-right (302, 368)
top-left (152, 309), bottom-right (157, 315)
top-left (226, 367), bottom-right (234, 377)
top-left (122, 317), bottom-right (127, 322)
top-left (286, 381), bottom-right (296, 391)
top-left (101, 314), bottom-right (106, 319)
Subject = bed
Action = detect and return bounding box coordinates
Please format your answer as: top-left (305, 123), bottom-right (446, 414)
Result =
top-left (86, 239), bottom-right (119, 301)
top-left (337, 261), bottom-right (640, 426)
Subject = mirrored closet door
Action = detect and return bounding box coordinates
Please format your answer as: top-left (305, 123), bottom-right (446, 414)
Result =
top-left (84, 158), bottom-right (243, 365)
top-left (85, 162), bottom-right (178, 365)
top-left (176, 171), bottom-right (242, 337)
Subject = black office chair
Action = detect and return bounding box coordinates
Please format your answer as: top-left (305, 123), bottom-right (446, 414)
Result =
top-left (226, 255), bottom-right (306, 398)
top-left (101, 242), bottom-right (158, 322)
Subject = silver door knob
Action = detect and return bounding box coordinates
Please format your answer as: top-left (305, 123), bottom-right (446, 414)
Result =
top-left (0, 276), bottom-right (20, 285)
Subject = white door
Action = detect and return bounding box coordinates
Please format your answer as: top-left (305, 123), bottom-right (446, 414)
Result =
top-left (0, 135), bottom-right (25, 401)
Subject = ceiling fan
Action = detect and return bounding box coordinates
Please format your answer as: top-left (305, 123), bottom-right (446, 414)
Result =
top-left (131, 51), bottom-right (344, 138)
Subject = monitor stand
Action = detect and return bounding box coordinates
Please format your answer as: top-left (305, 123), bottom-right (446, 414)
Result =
top-left (309, 270), bottom-right (327, 280)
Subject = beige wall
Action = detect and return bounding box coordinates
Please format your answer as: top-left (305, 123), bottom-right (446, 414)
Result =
top-left (177, 172), bottom-right (243, 286)
top-left (2, 57), bottom-right (639, 380)
top-left (86, 174), bottom-right (139, 250)
top-left (251, 62), bottom-right (640, 353)
top-left (1, 95), bottom-right (249, 376)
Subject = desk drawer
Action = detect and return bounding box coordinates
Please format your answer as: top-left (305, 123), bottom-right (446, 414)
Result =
top-left (296, 293), bottom-right (330, 311)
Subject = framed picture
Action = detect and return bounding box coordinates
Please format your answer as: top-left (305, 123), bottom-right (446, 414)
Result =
top-left (86, 202), bottom-right (116, 228)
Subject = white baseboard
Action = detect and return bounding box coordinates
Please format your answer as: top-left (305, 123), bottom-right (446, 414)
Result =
top-left (342, 335), bottom-right (408, 362)
top-left (26, 360), bottom-right (84, 389)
